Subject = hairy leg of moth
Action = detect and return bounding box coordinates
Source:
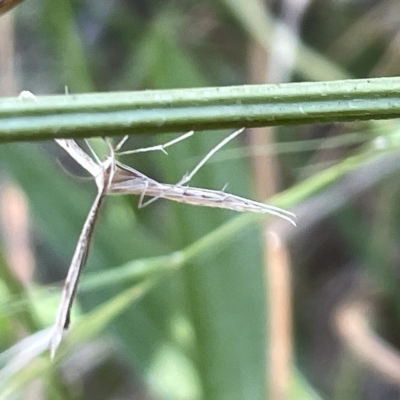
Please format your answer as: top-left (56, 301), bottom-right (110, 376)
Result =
top-left (111, 157), bottom-right (296, 225)
top-left (117, 128), bottom-right (214, 207)
top-left (138, 128), bottom-right (245, 208)
top-left (116, 130), bottom-right (194, 155)
top-left (177, 127), bottom-right (245, 186)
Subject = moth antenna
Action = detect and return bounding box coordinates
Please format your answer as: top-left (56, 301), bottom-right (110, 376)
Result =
top-left (56, 158), bottom-right (94, 182)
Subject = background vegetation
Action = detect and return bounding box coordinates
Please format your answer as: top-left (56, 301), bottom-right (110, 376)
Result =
top-left (1, 0), bottom-right (400, 399)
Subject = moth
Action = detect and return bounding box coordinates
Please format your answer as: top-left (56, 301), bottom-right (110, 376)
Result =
top-left (50, 128), bottom-right (296, 357)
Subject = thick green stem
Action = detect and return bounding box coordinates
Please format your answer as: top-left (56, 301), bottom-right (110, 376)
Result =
top-left (1, 77), bottom-right (400, 142)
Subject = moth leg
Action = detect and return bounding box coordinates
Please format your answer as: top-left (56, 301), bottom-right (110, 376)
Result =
top-left (138, 180), bottom-right (150, 208)
top-left (117, 131), bottom-right (194, 156)
top-left (177, 128), bottom-right (245, 187)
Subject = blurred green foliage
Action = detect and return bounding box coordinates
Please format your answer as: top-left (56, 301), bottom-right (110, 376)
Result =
top-left (1, 1), bottom-right (400, 400)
